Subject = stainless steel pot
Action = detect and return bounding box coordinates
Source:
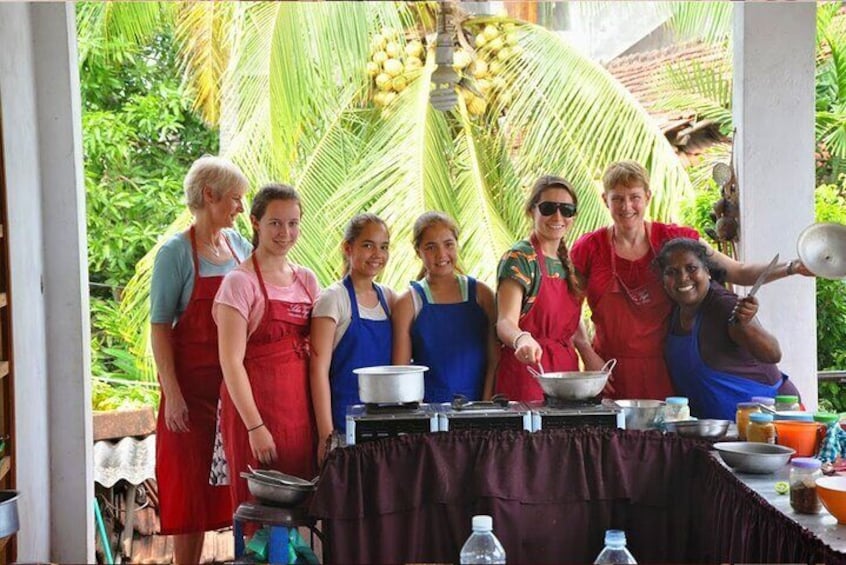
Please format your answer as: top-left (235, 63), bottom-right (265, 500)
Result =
top-left (240, 472), bottom-right (313, 507)
top-left (354, 365), bottom-right (427, 404)
top-left (528, 359), bottom-right (617, 401)
top-left (616, 399), bottom-right (665, 430)
top-left (0, 491), bottom-right (19, 538)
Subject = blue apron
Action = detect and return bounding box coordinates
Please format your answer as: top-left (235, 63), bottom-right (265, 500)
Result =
top-left (664, 309), bottom-right (785, 420)
top-left (410, 277), bottom-right (488, 402)
top-left (328, 276), bottom-right (392, 431)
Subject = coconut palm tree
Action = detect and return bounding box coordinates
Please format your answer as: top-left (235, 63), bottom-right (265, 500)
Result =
top-left (78, 1), bottom-right (693, 380)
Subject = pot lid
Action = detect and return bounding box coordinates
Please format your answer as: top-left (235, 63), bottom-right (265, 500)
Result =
top-left (797, 222), bottom-right (846, 279)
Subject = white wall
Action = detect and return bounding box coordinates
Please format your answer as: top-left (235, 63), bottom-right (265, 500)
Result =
top-left (733, 3), bottom-right (818, 407)
top-left (0, 2), bottom-right (92, 562)
top-left (0, 2), bottom-right (51, 561)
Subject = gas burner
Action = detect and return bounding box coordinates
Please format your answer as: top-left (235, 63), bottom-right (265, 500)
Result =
top-left (451, 393), bottom-right (510, 411)
top-left (542, 395), bottom-right (606, 409)
top-left (363, 402), bottom-right (421, 415)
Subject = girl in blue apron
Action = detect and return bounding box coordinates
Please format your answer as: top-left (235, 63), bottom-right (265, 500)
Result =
top-left (310, 214), bottom-right (394, 464)
top-left (392, 212), bottom-right (498, 403)
top-left (657, 238), bottom-right (800, 420)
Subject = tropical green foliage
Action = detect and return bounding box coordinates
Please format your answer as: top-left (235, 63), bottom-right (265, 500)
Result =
top-left (81, 20), bottom-right (219, 404)
top-left (82, 2), bottom-right (692, 381)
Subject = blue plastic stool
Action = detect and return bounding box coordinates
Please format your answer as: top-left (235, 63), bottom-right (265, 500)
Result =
top-left (233, 502), bottom-right (323, 564)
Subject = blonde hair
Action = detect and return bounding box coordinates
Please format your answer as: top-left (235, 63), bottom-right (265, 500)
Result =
top-left (413, 211), bottom-right (460, 280)
top-left (184, 155), bottom-right (249, 212)
top-left (525, 175), bottom-right (583, 296)
top-left (342, 213), bottom-right (389, 274)
top-left (602, 160), bottom-right (651, 194)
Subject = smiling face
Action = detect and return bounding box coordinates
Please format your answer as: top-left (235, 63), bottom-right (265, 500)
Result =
top-left (207, 185), bottom-right (246, 229)
top-left (345, 221), bottom-right (390, 279)
top-left (417, 222), bottom-right (458, 278)
top-left (531, 187), bottom-right (576, 244)
top-left (252, 199), bottom-right (301, 257)
top-left (661, 249), bottom-right (711, 308)
top-left (605, 183), bottom-right (651, 231)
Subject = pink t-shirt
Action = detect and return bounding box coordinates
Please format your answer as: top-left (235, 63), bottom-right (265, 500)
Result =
top-left (213, 263), bottom-right (320, 337)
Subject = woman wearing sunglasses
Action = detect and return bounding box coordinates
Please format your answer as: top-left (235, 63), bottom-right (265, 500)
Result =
top-left (570, 160), bottom-right (811, 400)
top-left (494, 175), bottom-right (604, 401)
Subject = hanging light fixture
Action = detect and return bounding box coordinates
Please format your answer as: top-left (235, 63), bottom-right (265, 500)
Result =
top-left (430, 1), bottom-right (459, 112)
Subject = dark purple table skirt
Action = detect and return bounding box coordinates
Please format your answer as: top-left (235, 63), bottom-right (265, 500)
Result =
top-left (309, 428), bottom-right (846, 564)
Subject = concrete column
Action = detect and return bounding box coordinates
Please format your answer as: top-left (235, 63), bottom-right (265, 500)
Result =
top-left (30, 3), bottom-right (94, 562)
top-left (733, 4), bottom-right (817, 407)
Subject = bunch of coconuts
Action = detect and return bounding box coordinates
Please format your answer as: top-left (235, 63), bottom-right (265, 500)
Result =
top-left (367, 26), bottom-right (425, 108)
top-left (454, 21), bottom-right (523, 116)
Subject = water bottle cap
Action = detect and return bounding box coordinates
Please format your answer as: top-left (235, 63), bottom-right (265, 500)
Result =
top-left (604, 529), bottom-right (627, 546)
top-left (665, 396), bottom-right (688, 405)
top-left (472, 515), bottom-right (493, 531)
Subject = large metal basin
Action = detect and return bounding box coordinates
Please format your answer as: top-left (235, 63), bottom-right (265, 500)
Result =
top-left (713, 442), bottom-right (794, 474)
top-left (241, 472), bottom-right (314, 507)
top-left (0, 491), bottom-right (19, 539)
top-left (354, 365), bottom-right (427, 404)
top-left (530, 359), bottom-right (616, 401)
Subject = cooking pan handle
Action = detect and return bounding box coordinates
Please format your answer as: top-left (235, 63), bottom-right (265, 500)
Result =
top-left (600, 358), bottom-right (617, 374)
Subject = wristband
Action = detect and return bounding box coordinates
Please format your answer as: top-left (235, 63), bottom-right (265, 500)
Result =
top-left (512, 331), bottom-right (531, 350)
top-left (247, 422), bottom-right (265, 433)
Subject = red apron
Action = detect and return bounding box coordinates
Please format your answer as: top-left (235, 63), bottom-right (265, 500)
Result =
top-left (495, 236), bottom-right (581, 401)
top-left (220, 255), bottom-right (316, 511)
top-left (156, 226), bottom-right (237, 535)
top-left (592, 226), bottom-right (674, 400)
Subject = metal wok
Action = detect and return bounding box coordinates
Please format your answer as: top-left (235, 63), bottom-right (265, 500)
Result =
top-left (528, 359), bottom-right (617, 400)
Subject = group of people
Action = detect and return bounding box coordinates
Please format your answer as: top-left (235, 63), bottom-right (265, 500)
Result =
top-left (152, 155), bottom-right (809, 562)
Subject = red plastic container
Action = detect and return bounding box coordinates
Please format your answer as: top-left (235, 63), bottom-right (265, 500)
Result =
top-left (775, 421), bottom-right (825, 457)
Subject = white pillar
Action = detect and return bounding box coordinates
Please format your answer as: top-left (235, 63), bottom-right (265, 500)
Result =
top-left (31, 3), bottom-right (94, 562)
top-left (733, 3), bottom-right (817, 408)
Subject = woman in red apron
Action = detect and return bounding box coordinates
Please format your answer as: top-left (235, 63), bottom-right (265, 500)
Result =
top-left (214, 184), bottom-right (319, 511)
top-left (571, 160), bottom-right (809, 400)
top-left (495, 175), bottom-right (604, 402)
top-left (151, 156), bottom-right (250, 564)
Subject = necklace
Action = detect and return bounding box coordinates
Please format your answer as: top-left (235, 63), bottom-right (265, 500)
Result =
top-left (204, 236), bottom-right (224, 258)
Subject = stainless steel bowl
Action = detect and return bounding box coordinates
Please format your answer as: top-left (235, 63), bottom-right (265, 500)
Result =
top-left (0, 491), bottom-right (19, 538)
top-left (354, 365), bottom-right (427, 404)
top-left (664, 419), bottom-right (731, 439)
top-left (713, 441), bottom-right (795, 474)
top-left (533, 372), bottom-right (609, 400)
top-left (616, 399), bottom-right (665, 430)
top-left (797, 222), bottom-right (846, 279)
top-left (240, 472), bottom-right (314, 507)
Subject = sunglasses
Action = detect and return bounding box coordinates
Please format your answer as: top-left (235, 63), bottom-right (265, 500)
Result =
top-left (536, 201), bottom-right (577, 217)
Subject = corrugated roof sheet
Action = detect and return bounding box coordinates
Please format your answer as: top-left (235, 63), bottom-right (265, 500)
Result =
top-left (94, 435), bottom-right (156, 488)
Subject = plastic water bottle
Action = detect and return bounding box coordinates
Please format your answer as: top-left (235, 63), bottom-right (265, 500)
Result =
top-left (459, 515), bottom-right (506, 564)
top-left (593, 530), bottom-right (637, 564)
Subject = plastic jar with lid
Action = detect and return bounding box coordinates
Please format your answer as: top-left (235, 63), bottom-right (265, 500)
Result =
top-left (775, 395), bottom-right (801, 412)
top-left (664, 397), bottom-right (691, 422)
top-left (751, 396), bottom-right (776, 409)
top-left (736, 402), bottom-right (762, 441)
top-left (789, 457), bottom-right (822, 514)
top-left (814, 412), bottom-right (840, 427)
top-left (747, 412), bottom-right (776, 444)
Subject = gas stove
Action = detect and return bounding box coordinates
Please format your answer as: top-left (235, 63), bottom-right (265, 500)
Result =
top-left (436, 395), bottom-right (533, 432)
top-left (345, 403), bottom-right (439, 446)
top-left (529, 396), bottom-right (625, 431)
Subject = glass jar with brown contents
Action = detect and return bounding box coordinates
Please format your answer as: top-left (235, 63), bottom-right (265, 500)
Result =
top-left (747, 412), bottom-right (776, 444)
top-left (789, 457), bottom-right (822, 514)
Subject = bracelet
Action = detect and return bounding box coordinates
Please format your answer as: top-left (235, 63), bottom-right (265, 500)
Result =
top-left (512, 331), bottom-right (531, 350)
top-left (247, 422), bottom-right (265, 433)
top-left (786, 260), bottom-right (797, 276)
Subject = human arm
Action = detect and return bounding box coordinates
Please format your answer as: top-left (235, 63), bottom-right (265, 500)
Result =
top-left (391, 290), bottom-right (415, 364)
top-left (572, 320), bottom-right (605, 371)
top-left (477, 281), bottom-right (501, 400)
top-left (702, 239), bottom-right (813, 286)
top-left (309, 315), bottom-right (337, 466)
top-left (495, 278), bottom-right (542, 365)
top-left (150, 324), bottom-right (189, 432)
top-left (217, 303), bottom-right (277, 464)
top-left (727, 295), bottom-right (783, 364)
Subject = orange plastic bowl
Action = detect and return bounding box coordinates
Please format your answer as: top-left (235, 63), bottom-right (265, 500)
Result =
top-left (774, 421), bottom-right (824, 457)
top-left (816, 476), bottom-right (846, 524)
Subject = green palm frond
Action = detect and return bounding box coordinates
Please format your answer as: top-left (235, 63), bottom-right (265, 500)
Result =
top-left (665, 2), bottom-right (732, 44)
top-left (76, 2), bottom-right (173, 64)
top-left (174, 2), bottom-right (235, 127)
